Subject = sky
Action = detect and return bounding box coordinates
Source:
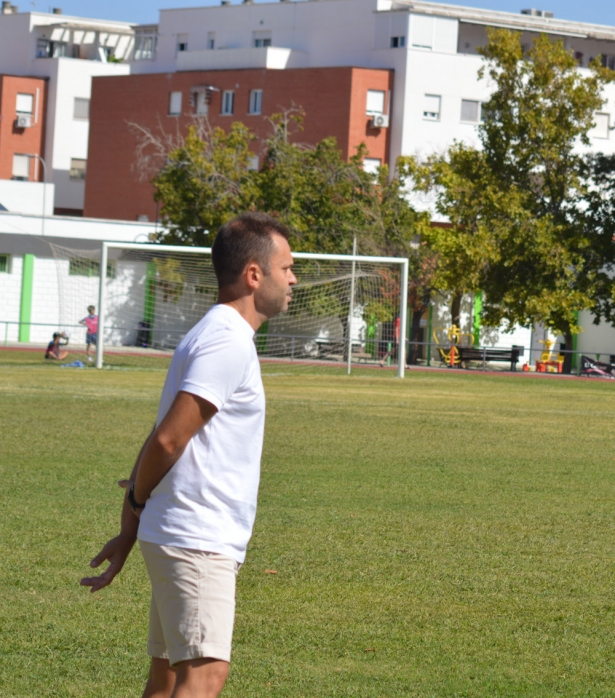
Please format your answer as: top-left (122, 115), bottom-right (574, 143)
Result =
top-left (31, 0), bottom-right (615, 27)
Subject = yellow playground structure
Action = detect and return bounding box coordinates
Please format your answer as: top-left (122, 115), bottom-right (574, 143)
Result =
top-left (432, 324), bottom-right (474, 367)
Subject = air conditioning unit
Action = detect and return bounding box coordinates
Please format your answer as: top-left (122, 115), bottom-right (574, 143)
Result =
top-left (16, 115), bottom-right (32, 128)
top-left (370, 113), bottom-right (389, 129)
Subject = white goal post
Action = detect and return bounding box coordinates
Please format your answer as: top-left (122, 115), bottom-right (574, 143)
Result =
top-left (95, 241), bottom-right (409, 377)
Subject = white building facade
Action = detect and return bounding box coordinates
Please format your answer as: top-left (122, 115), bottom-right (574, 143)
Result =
top-left (0, 6), bottom-right (134, 214)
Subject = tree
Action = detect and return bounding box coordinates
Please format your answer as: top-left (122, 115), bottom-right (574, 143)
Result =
top-left (133, 110), bottom-right (432, 360)
top-left (132, 118), bottom-right (259, 247)
top-left (416, 29), bottom-right (615, 370)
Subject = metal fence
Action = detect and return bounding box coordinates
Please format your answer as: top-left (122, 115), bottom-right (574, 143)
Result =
top-left (2, 320), bottom-right (615, 378)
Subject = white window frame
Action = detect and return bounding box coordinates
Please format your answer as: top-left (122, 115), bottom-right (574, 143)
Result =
top-left (390, 36), bottom-right (406, 48)
top-left (423, 94), bottom-right (441, 121)
top-left (69, 158), bottom-right (87, 181)
top-left (590, 112), bottom-right (610, 140)
top-left (363, 158), bottom-right (382, 176)
top-left (73, 97), bottom-right (90, 120)
top-left (366, 89), bottom-right (386, 115)
top-left (460, 99), bottom-right (480, 124)
top-left (134, 32), bottom-right (157, 61)
top-left (177, 34), bottom-right (189, 53)
top-left (253, 30), bottom-right (272, 48)
top-left (12, 154), bottom-right (30, 181)
top-left (248, 89), bottom-right (263, 115)
top-left (169, 91), bottom-right (182, 116)
top-left (207, 32), bottom-right (215, 50)
top-left (16, 93), bottom-right (34, 115)
top-left (221, 90), bottom-right (234, 116)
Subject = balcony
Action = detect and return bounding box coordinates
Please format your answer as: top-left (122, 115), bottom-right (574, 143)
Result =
top-left (176, 46), bottom-right (307, 72)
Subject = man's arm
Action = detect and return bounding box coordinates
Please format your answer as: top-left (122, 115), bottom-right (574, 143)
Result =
top-left (132, 391), bottom-right (218, 505)
top-left (80, 391), bottom-right (217, 592)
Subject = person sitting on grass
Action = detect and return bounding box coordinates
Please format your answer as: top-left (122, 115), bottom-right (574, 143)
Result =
top-left (79, 305), bottom-right (98, 363)
top-left (45, 332), bottom-right (69, 360)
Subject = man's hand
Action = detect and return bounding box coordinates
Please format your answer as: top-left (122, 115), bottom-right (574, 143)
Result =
top-left (80, 533), bottom-right (135, 593)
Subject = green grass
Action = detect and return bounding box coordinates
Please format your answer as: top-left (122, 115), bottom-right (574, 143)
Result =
top-left (2, 352), bottom-right (615, 696)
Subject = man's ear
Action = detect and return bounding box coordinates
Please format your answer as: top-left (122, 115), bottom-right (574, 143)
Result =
top-left (244, 261), bottom-right (263, 290)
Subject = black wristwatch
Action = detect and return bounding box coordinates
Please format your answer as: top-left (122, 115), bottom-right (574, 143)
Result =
top-left (127, 483), bottom-right (146, 513)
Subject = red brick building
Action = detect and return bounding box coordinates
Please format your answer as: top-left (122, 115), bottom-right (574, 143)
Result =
top-left (0, 75), bottom-right (47, 183)
top-left (84, 66), bottom-right (393, 221)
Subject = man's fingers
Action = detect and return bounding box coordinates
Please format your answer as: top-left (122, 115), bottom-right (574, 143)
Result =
top-left (89, 543), bottom-right (113, 568)
top-left (80, 563), bottom-right (119, 592)
top-left (118, 479), bottom-right (132, 489)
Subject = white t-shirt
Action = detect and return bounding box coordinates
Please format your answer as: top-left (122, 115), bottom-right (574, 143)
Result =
top-left (137, 304), bottom-right (265, 563)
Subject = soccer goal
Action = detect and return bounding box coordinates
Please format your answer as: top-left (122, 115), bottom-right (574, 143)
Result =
top-left (55, 241), bottom-right (408, 376)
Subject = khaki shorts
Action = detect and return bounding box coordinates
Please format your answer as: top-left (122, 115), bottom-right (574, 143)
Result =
top-left (139, 541), bottom-right (239, 666)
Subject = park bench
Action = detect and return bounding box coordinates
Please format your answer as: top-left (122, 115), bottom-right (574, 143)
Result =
top-left (456, 346), bottom-right (521, 372)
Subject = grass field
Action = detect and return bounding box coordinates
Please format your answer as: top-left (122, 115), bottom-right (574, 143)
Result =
top-left (2, 351), bottom-right (615, 697)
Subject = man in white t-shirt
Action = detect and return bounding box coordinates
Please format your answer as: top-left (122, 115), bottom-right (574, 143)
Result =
top-left (81, 213), bottom-right (296, 698)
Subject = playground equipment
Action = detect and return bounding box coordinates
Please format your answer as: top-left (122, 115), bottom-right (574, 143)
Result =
top-left (432, 324), bottom-right (474, 367)
top-left (535, 339), bottom-right (564, 373)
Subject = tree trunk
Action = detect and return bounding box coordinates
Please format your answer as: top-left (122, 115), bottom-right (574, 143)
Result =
top-left (408, 307), bottom-right (424, 365)
top-left (562, 329), bottom-right (574, 375)
top-left (451, 293), bottom-right (462, 328)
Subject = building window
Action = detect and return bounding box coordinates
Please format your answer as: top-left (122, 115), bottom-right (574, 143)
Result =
top-left (177, 33), bottom-right (188, 53)
top-left (12, 154), bottom-right (30, 181)
top-left (36, 38), bottom-right (50, 58)
top-left (221, 90), bottom-right (234, 115)
top-left (70, 159), bottom-right (87, 180)
top-left (208, 32), bottom-right (215, 50)
top-left (16, 93), bottom-right (34, 115)
top-left (423, 94), bottom-right (441, 121)
top-left (36, 38), bottom-right (67, 58)
top-left (248, 89), bottom-right (263, 115)
top-left (253, 30), bottom-right (272, 48)
top-left (363, 158), bottom-right (382, 175)
top-left (366, 90), bottom-right (385, 115)
top-left (74, 97), bottom-right (90, 120)
top-left (134, 31), bottom-right (158, 60)
top-left (169, 91), bottom-right (182, 116)
top-left (591, 112), bottom-right (611, 139)
top-left (0, 255), bottom-right (11, 273)
top-left (194, 91), bottom-right (208, 115)
top-left (601, 54), bottom-right (615, 70)
top-left (69, 258), bottom-right (116, 278)
top-left (390, 36), bottom-right (405, 48)
top-left (460, 99), bottom-right (480, 123)
top-left (247, 155), bottom-right (259, 171)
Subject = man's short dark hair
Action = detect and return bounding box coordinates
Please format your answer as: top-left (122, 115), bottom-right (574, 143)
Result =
top-left (212, 212), bottom-right (290, 287)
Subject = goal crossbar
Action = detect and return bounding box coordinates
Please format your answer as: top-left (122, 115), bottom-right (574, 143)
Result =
top-left (95, 241), bottom-right (409, 377)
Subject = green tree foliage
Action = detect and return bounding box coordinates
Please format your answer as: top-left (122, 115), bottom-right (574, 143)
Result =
top-left (415, 28), bottom-right (615, 368)
top-left (152, 121), bottom-right (260, 247)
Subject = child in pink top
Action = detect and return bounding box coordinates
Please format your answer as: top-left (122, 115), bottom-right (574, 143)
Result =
top-left (79, 305), bottom-right (98, 362)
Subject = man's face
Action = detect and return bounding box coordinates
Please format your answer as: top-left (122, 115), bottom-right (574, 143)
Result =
top-left (255, 234), bottom-right (297, 319)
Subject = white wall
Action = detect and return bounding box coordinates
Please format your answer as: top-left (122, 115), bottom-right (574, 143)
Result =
top-left (0, 181), bottom-right (54, 216)
top-left (0, 13), bottom-right (36, 72)
top-left (133, 0), bottom-right (381, 74)
top-left (0, 254), bottom-right (22, 342)
top-left (42, 58), bottom-right (130, 211)
top-left (0, 11), bottom-right (133, 212)
top-left (0, 211), bottom-right (161, 242)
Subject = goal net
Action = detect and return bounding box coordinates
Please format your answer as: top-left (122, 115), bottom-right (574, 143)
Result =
top-left (50, 242), bottom-right (408, 375)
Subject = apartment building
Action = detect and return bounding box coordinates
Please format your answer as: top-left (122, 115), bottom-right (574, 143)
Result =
top-left (0, 5), bottom-right (134, 214)
top-left (84, 65), bottom-right (392, 221)
top-left (83, 0), bottom-right (615, 222)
